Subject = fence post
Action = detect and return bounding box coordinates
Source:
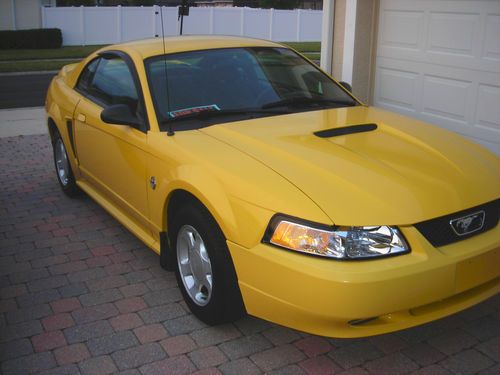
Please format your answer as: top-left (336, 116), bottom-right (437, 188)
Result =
top-left (80, 6), bottom-right (85, 46)
top-left (269, 8), bottom-right (274, 40)
top-left (153, 5), bottom-right (157, 38)
top-left (296, 9), bottom-right (301, 41)
top-left (209, 7), bottom-right (214, 35)
top-left (240, 7), bottom-right (245, 36)
top-left (117, 5), bottom-right (122, 43)
top-left (41, 6), bottom-right (45, 28)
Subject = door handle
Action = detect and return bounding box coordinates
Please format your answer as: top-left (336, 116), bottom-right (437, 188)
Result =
top-left (77, 113), bottom-right (86, 123)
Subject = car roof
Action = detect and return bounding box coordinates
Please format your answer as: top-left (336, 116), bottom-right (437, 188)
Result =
top-left (103, 35), bottom-right (285, 60)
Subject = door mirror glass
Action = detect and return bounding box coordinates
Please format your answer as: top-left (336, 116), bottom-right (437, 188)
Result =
top-left (101, 104), bottom-right (142, 128)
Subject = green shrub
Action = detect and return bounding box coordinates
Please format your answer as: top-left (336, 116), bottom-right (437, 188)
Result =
top-left (0, 28), bottom-right (62, 49)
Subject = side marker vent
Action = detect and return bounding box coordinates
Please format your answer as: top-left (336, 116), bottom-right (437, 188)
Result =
top-left (314, 123), bottom-right (377, 138)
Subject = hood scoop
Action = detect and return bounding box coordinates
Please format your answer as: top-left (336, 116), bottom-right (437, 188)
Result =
top-left (314, 123), bottom-right (377, 138)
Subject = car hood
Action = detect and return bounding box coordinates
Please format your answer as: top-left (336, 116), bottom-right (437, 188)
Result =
top-left (200, 106), bottom-right (500, 225)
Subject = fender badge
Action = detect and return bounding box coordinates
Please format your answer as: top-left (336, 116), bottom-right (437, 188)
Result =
top-left (150, 176), bottom-right (157, 190)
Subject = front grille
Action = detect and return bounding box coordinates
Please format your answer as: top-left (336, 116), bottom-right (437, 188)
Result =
top-left (414, 199), bottom-right (499, 247)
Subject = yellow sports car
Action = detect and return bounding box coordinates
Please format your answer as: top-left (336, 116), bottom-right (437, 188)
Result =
top-left (45, 36), bottom-right (499, 338)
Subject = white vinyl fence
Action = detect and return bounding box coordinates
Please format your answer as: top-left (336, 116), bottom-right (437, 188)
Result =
top-left (41, 6), bottom-right (322, 46)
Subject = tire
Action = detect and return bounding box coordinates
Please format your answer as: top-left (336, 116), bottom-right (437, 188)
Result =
top-left (52, 129), bottom-right (80, 197)
top-left (170, 200), bottom-right (246, 325)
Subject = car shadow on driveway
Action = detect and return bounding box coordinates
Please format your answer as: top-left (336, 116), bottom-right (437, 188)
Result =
top-left (0, 134), bottom-right (499, 375)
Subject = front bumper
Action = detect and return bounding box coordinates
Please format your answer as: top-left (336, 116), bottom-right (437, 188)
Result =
top-left (228, 225), bottom-right (500, 338)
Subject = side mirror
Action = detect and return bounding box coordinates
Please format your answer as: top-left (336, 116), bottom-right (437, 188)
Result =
top-left (101, 104), bottom-right (142, 129)
top-left (339, 81), bottom-right (352, 93)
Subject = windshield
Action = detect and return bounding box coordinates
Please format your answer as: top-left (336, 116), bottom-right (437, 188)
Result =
top-left (145, 47), bottom-right (358, 130)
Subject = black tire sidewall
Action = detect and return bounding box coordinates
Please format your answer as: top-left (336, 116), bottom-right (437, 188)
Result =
top-left (52, 130), bottom-right (79, 197)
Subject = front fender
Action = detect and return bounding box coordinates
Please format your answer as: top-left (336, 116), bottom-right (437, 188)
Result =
top-left (146, 131), bottom-right (332, 248)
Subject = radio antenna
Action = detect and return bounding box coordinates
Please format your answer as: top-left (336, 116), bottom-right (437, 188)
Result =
top-left (159, 5), bottom-right (174, 136)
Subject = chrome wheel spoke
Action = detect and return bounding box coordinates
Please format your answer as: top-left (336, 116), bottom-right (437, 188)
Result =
top-left (177, 225), bottom-right (213, 306)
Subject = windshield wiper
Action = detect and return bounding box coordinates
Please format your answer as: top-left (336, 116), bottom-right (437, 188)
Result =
top-left (162, 108), bottom-right (289, 123)
top-left (262, 96), bottom-right (356, 110)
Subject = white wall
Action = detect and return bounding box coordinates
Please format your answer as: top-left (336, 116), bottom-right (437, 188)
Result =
top-left (42, 6), bottom-right (322, 46)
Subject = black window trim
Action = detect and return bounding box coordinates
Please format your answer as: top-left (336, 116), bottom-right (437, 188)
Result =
top-left (75, 50), bottom-right (150, 133)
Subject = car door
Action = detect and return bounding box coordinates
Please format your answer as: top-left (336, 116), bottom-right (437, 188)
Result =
top-left (73, 53), bottom-right (152, 239)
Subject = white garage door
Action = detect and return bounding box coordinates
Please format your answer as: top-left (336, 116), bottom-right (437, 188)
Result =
top-left (374, 0), bottom-right (500, 154)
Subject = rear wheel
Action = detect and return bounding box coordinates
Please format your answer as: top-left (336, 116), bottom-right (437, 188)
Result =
top-left (52, 130), bottom-right (79, 197)
top-left (170, 201), bottom-right (246, 325)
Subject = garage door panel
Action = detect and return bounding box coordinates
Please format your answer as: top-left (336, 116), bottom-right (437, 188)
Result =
top-left (375, 67), bottom-right (419, 111)
top-left (476, 84), bottom-right (500, 133)
top-left (427, 11), bottom-right (479, 56)
top-left (379, 10), bottom-right (424, 50)
top-left (422, 75), bottom-right (471, 123)
top-left (484, 14), bottom-right (500, 61)
top-left (375, 0), bottom-right (500, 154)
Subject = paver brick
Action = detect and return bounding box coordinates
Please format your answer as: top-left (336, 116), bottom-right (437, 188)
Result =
top-left (51, 297), bottom-right (82, 313)
top-left (143, 288), bottom-right (183, 306)
top-left (64, 320), bottom-right (114, 344)
top-left (294, 336), bottom-right (332, 358)
top-left (263, 326), bottom-right (301, 346)
top-left (0, 319), bottom-right (43, 342)
top-left (429, 329), bottom-right (478, 355)
top-left (219, 333), bottom-right (273, 360)
top-left (218, 357), bottom-right (262, 375)
top-left (412, 364), bottom-right (454, 375)
top-left (58, 282), bottom-right (88, 298)
top-left (87, 330), bottom-right (139, 356)
top-left (79, 355), bottom-right (118, 375)
top-left (133, 323), bottom-right (168, 343)
top-left (79, 288), bottom-right (123, 307)
top-left (1, 284), bottom-right (27, 299)
top-left (114, 296), bottom-right (147, 313)
top-left (32, 330), bottom-right (67, 352)
top-left (440, 348), bottom-right (495, 375)
top-left (160, 334), bottom-right (198, 356)
top-left (402, 342), bottom-right (446, 366)
top-left (189, 346), bottom-right (227, 369)
top-left (250, 344), bottom-right (306, 372)
top-left (85, 255), bottom-right (112, 268)
top-left (86, 274), bottom-right (127, 291)
top-left (16, 288), bottom-right (60, 307)
top-left (42, 313), bottom-right (75, 331)
top-left (139, 355), bottom-right (197, 375)
top-left (6, 303), bottom-right (52, 324)
top-left (1, 351), bottom-right (56, 375)
top-left (111, 342), bottom-right (166, 370)
top-left (191, 324), bottom-right (242, 347)
top-left (54, 343), bottom-right (91, 365)
top-left (0, 338), bottom-right (33, 361)
top-left (139, 303), bottom-right (186, 324)
top-left (110, 312), bottom-right (143, 331)
top-left (49, 260), bottom-right (88, 276)
top-left (27, 274), bottom-right (68, 292)
top-left (299, 355), bottom-right (342, 374)
top-left (163, 314), bottom-right (208, 335)
top-left (72, 302), bottom-right (119, 324)
top-left (328, 341), bottom-right (382, 369)
top-left (364, 352), bottom-right (419, 375)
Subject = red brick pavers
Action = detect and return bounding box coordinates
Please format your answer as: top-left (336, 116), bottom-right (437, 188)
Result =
top-left (1, 134), bottom-right (499, 374)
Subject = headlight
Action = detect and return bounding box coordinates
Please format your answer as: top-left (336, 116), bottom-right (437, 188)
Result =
top-left (263, 216), bottom-right (410, 259)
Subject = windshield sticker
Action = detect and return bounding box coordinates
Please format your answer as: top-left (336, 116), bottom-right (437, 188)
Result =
top-left (168, 104), bottom-right (221, 119)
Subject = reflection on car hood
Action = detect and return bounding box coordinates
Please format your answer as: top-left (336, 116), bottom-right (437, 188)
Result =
top-left (201, 106), bottom-right (500, 225)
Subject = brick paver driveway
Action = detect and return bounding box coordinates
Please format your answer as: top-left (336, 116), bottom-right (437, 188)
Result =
top-left (1, 134), bottom-right (499, 375)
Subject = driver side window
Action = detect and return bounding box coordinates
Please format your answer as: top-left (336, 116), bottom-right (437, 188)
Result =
top-left (77, 56), bottom-right (144, 125)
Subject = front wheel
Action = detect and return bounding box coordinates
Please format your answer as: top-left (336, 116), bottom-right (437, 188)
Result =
top-left (171, 201), bottom-right (246, 325)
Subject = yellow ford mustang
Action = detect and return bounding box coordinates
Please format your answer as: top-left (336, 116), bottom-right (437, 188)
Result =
top-left (45, 36), bottom-right (499, 338)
